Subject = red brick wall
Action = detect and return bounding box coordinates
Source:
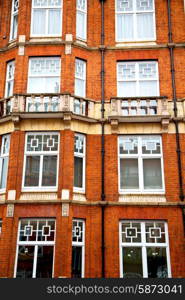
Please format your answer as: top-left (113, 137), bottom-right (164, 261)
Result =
top-left (0, 204), bottom-right (184, 278)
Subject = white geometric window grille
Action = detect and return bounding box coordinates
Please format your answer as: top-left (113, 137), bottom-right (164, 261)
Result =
top-left (5, 61), bottom-right (15, 98)
top-left (120, 220), bottom-right (171, 278)
top-left (31, 0), bottom-right (62, 36)
top-left (10, 0), bottom-right (19, 40)
top-left (76, 0), bottom-right (87, 40)
top-left (24, 225), bottom-right (33, 237)
top-left (27, 57), bottom-right (61, 94)
top-left (0, 135), bottom-right (10, 190)
top-left (74, 134), bottom-right (85, 191)
top-left (75, 59), bottom-right (86, 98)
top-left (121, 222), bottom-right (141, 243)
top-left (23, 132), bottom-right (59, 189)
top-left (116, 0), bottom-right (155, 42)
top-left (42, 225), bottom-right (51, 236)
top-left (72, 219), bottom-right (85, 244)
top-left (119, 137), bottom-right (138, 154)
top-left (117, 61), bottom-right (159, 97)
top-left (74, 134), bottom-right (85, 154)
top-left (19, 219), bottom-right (55, 242)
top-left (118, 135), bottom-right (164, 192)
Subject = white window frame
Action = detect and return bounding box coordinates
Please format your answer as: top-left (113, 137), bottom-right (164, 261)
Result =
top-left (118, 135), bottom-right (165, 194)
top-left (115, 0), bottom-right (156, 42)
top-left (5, 60), bottom-right (15, 98)
top-left (117, 61), bottom-right (159, 97)
top-left (72, 219), bottom-right (85, 278)
top-left (10, 0), bottom-right (19, 41)
top-left (0, 135), bottom-right (10, 192)
top-left (119, 220), bottom-right (171, 278)
top-left (14, 218), bottom-right (56, 278)
top-left (31, 0), bottom-right (63, 37)
top-left (76, 0), bottom-right (87, 41)
top-left (27, 57), bottom-right (61, 94)
top-left (74, 133), bottom-right (86, 193)
top-left (75, 59), bottom-right (86, 98)
top-left (22, 132), bottom-right (60, 192)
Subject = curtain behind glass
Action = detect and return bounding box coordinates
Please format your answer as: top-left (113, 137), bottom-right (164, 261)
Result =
top-left (117, 14), bottom-right (133, 40)
top-left (137, 13), bottom-right (154, 39)
top-left (76, 11), bottom-right (86, 39)
top-left (48, 9), bottom-right (61, 35)
top-left (0, 157), bottom-right (8, 189)
top-left (143, 159), bottom-right (162, 189)
top-left (120, 158), bottom-right (139, 189)
top-left (32, 9), bottom-right (45, 35)
top-left (74, 157), bottom-right (83, 188)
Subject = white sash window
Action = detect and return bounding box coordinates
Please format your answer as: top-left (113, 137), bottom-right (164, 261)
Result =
top-left (120, 220), bottom-right (171, 278)
top-left (76, 0), bottom-right (87, 40)
top-left (0, 135), bottom-right (10, 191)
top-left (116, 0), bottom-right (156, 42)
top-left (31, 0), bottom-right (63, 36)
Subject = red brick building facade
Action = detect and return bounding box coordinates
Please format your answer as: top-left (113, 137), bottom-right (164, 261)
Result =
top-left (0, 0), bottom-right (185, 278)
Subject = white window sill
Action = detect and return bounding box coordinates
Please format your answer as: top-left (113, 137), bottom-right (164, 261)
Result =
top-left (119, 191), bottom-right (165, 195)
top-left (22, 188), bottom-right (58, 193)
top-left (75, 39), bottom-right (87, 46)
top-left (0, 189), bottom-right (6, 195)
top-left (115, 40), bottom-right (156, 47)
top-left (73, 188), bottom-right (85, 194)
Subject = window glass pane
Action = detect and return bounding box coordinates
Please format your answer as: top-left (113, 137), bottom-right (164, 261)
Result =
top-left (74, 157), bottom-right (83, 188)
top-left (16, 246), bottom-right (34, 278)
top-left (122, 247), bottom-right (143, 278)
top-left (76, 11), bottom-right (86, 39)
top-left (117, 14), bottom-right (133, 40)
top-left (120, 158), bottom-right (139, 189)
top-left (24, 156), bottom-right (40, 187)
top-left (143, 159), bottom-right (162, 189)
top-left (139, 81), bottom-right (158, 97)
top-left (75, 78), bottom-right (85, 97)
top-left (0, 157), bottom-right (8, 189)
top-left (136, 0), bottom-right (153, 11)
top-left (48, 9), bottom-right (61, 35)
top-left (36, 246), bottom-right (54, 278)
top-left (45, 77), bottom-right (60, 93)
top-left (72, 246), bottom-right (82, 278)
top-left (118, 81), bottom-right (136, 97)
top-left (137, 13), bottom-right (154, 39)
top-left (42, 155), bottom-right (57, 186)
top-left (28, 78), bottom-right (45, 93)
top-left (12, 15), bottom-right (18, 39)
top-left (147, 247), bottom-right (168, 278)
top-left (32, 9), bottom-right (46, 35)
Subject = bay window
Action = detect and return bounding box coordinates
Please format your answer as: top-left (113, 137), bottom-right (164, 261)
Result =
top-left (120, 220), bottom-right (171, 278)
top-left (74, 134), bottom-right (85, 191)
top-left (76, 0), bottom-right (87, 41)
top-left (27, 57), bottom-right (61, 93)
top-left (119, 135), bottom-right (164, 193)
top-left (15, 219), bottom-right (55, 278)
top-left (23, 132), bottom-right (59, 190)
top-left (116, 0), bottom-right (156, 42)
top-left (117, 61), bottom-right (159, 97)
top-left (0, 135), bottom-right (10, 191)
top-left (31, 0), bottom-right (62, 36)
